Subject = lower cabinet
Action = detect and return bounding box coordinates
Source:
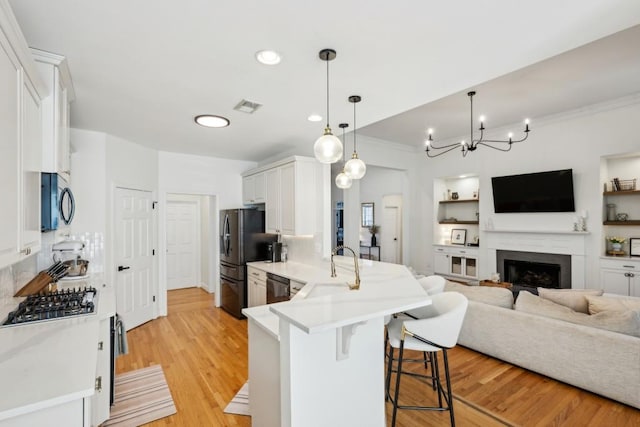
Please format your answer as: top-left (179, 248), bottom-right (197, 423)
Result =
top-left (290, 279), bottom-right (305, 298)
top-left (91, 316), bottom-right (113, 426)
top-left (600, 258), bottom-right (640, 296)
top-left (248, 267), bottom-right (267, 307)
top-left (433, 245), bottom-right (479, 282)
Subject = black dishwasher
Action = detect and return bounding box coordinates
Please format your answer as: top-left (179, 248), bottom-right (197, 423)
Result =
top-left (266, 273), bottom-right (290, 304)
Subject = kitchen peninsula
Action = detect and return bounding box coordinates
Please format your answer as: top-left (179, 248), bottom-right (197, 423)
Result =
top-left (243, 258), bottom-right (430, 427)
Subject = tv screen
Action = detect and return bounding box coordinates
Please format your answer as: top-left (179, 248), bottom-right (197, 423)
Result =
top-left (491, 169), bottom-right (575, 213)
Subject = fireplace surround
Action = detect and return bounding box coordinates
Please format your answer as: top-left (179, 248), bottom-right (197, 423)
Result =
top-left (486, 230), bottom-right (588, 289)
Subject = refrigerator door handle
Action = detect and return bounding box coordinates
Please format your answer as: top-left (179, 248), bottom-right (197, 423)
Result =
top-left (222, 213), bottom-right (231, 256)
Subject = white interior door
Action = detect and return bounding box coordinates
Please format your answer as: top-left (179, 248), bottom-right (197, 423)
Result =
top-left (115, 187), bottom-right (155, 330)
top-left (166, 200), bottom-right (200, 290)
top-left (381, 195), bottom-right (402, 264)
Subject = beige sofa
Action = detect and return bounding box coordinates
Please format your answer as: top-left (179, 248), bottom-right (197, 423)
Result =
top-left (444, 282), bottom-right (640, 409)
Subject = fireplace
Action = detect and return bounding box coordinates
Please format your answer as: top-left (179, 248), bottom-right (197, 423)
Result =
top-left (486, 230), bottom-right (587, 290)
top-left (497, 250), bottom-right (571, 293)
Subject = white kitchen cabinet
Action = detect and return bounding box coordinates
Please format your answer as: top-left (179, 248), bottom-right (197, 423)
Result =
top-left (265, 168), bottom-right (281, 233)
top-left (21, 77), bottom-right (42, 256)
top-left (600, 257), bottom-right (640, 296)
top-left (433, 245), bottom-right (478, 282)
top-left (243, 172), bottom-right (265, 205)
top-left (31, 48), bottom-right (75, 181)
top-left (289, 279), bottom-right (305, 298)
top-left (0, 37), bottom-right (21, 269)
top-left (0, 26), bottom-right (43, 270)
top-left (91, 316), bottom-right (112, 427)
top-left (248, 266), bottom-right (267, 307)
top-left (262, 158), bottom-right (318, 235)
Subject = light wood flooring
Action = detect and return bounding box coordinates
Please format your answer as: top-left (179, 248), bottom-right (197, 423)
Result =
top-left (116, 287), bottom-right (639, 426)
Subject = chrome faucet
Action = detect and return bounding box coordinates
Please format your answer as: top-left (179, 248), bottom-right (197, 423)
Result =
top-left (331, 245), bottom-right (361, 290)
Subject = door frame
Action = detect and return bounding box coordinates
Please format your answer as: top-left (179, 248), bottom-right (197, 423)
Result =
top-left (381, 194), bottom-right (403, 264)
top-left (109, 184), bottom-right (159, 323)
top-left (166, 195), bottom-right (202, 290)
top-left (157, 189), bottom-right (219, 316)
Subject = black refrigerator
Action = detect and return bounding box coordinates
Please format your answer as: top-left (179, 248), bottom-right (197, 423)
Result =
top-left (220, 209), bottom-right (277, 318)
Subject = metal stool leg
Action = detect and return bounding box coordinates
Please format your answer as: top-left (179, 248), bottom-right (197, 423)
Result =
top-left (390, 339), bottom-right (405, 427)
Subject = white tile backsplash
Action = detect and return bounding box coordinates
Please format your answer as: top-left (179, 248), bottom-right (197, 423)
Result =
top-left (282, 235), bottom-right (322, 264)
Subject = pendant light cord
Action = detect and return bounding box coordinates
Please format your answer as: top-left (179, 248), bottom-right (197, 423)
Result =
top-left (326, 55), bottom-right (330, 127)
top-left (353, 101), bottom-right (357, 154)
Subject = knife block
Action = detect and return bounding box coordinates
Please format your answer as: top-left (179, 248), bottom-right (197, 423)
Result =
top-left (14, 271), bottom-right (55, 297)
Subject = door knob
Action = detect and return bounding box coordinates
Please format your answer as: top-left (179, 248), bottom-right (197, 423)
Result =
top-left (118, 266), bottom-right (130, 271)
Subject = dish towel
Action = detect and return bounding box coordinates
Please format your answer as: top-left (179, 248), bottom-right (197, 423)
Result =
top-left (114, 314), bottom-right (129, 356)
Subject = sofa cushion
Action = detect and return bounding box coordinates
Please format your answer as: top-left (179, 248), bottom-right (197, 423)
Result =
top-left (586, 295), bottom-right (640, 314)
top-left (444, 281), bottom-right (513, 308)
top-left (516, 291), bottom-right (640, 337)
top-left (537, 288), bottom-right (604, 313)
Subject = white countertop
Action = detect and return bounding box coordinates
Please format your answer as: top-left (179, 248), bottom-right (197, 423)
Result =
top-left (243, 259), bottom-right (430, 335)
top-left (0, 274), bottom-right (115, 421)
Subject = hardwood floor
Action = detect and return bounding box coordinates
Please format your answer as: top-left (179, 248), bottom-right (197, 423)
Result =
top-left (116, 288), bottom-right (639, 426)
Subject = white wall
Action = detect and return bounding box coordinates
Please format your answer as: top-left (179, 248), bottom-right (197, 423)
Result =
top-left (332, 137), bottom-right (416, 263)
top-left (412, 95), bottom-right (640, 286)
top-left (70, 129), bottom-right (107, 236)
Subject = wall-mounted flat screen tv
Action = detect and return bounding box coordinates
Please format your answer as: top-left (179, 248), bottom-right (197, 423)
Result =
top-left (491, 169), bottom-right (575, 213)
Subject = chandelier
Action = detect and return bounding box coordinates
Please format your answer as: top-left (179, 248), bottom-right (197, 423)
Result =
top-left (425, 91), bottom-right (530, 158)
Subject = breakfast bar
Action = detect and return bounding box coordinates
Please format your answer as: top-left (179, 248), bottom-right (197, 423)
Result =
top-left (243, 258), bottom-right (430, 427)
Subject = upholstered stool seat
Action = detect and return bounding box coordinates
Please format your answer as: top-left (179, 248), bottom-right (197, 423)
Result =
top-left (385, 291), bottom-right (468, 427)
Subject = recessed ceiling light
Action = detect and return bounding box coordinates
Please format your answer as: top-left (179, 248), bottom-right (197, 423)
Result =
top-left (307, 114), bottom-right (322, 122)
top-left (255, 50), bottom-right (281, 65)
top-left (194, 115), bottom-right (230, 128)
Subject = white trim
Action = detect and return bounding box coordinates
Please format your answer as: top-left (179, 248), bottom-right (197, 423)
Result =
top-left (485, 230), bottom-right (588, 289)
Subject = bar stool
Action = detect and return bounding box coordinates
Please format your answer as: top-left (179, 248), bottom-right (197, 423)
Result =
top-left (385, 292), bottom-right (468, 427)
top-left (418, 275), bottom-right (446, 295)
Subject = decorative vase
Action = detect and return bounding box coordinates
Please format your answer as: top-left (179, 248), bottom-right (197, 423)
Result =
top-left (611, 242), bottom-right (622, 251)
top-left (371, 235), bottom-right (377, 247)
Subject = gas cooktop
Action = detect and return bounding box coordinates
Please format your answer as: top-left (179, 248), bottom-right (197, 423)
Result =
top-left (2, 287), bottom-right (97, 327)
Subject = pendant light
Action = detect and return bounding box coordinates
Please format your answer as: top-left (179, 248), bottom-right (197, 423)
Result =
top-left (313, 49), bottom-right (343, 164)
top-left (344, 95), bottom-right (366, 179)
top-left (335, 123), bottom-right (352, 189)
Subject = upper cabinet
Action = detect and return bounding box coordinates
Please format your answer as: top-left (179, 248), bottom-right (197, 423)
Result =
top-left (0, 3), bottom-right (45, 269)
top-left (243, 156), bottom-right (326, 236)
top-left (243, 171), bottom-right (265, 204)
top-left (31, 48), bottom-right (75, 181)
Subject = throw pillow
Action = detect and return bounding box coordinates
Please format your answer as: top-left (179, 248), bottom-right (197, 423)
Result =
top-left (516, 291), bottom-right (640, 337)
top-left (444, 281), bottom-right (513, 309)
top-left (537, 288), bottom-right (604, 314)
top-left (586, 295), bottom-right (640, 315)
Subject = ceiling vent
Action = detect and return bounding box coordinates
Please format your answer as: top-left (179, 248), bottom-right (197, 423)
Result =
top-left (234, 99), bottom-right (262, 114)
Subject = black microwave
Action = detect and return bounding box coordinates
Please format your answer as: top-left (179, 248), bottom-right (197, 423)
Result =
top-left (41, 173), bottom-right (75, 231)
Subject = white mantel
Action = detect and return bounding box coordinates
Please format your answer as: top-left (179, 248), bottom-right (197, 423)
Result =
top-left (484, 229), bottom-right (589, 288)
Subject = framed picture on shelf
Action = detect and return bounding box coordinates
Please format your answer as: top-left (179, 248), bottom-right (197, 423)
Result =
top-left (451, 229), bottom-right (466, 245)
top-left (630, 238), bottom-right (640, 257)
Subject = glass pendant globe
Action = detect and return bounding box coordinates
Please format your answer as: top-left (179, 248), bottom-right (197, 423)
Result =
top-left (344, 156), bottom-right (366, 179)
top-left (314, 131), bottom-right (343, 164)
top-left (335, 171), bottom-right (352, 189)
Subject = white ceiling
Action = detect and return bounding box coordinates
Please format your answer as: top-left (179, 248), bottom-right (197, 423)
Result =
top-left (8, 1), bottom-right (640, 162)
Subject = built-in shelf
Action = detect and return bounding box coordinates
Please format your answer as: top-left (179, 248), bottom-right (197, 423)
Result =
top-left (439, 220), bottom-right (479, 225)
top-left (439, 199), bottom-right (479, 204)
top-left (603, 220), bottom-right (640, 226)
